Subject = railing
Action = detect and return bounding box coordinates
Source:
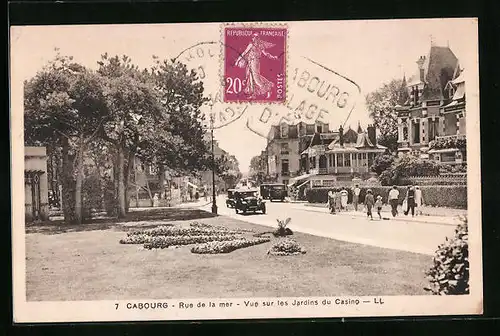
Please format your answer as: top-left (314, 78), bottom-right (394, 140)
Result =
top-left (318, 168), bottom-right (328, 175)
top-left (281, 171), bottom-right (290, 176)
top-left (280, 150), bottom-right (290, 155)
top-left (404, 175), bottom-right (467, 186)
top-left (435, 134), bottom-right (466, 141)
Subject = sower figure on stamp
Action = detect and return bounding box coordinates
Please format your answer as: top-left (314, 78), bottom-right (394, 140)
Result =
top-left (235, 33), bottom-right (278, 99)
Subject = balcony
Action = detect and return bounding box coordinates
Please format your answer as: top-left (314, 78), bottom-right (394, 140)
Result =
top-left (280, 150), bottom-right (290, 155)
top-left (281, 171), bottom-right (290, 176)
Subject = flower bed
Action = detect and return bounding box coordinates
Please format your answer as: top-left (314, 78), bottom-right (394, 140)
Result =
top-left (126, 225), bottom-right (246, 238)
top-left (267, 238), bottom-right (306, 256)
top-left (190, 237), bottom-right (271, 254)
top-left (142, 234), bottom-right (239, 249)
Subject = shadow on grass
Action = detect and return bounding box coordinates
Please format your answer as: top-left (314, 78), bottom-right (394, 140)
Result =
top-left (26, 208), bottom-right (218, 235)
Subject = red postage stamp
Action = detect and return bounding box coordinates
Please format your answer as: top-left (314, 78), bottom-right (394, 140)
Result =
top-left (223, 25), bottom-right (287, 104)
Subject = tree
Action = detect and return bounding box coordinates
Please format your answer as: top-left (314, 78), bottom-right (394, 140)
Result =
top-left (366, 78), bottom-right (409, 152)
top-left (216, 155), bottom-right (242, 189)
top-left (96, 54), bottom-right (163, 218)
top-left (137, 59), bottom-right (212, 177)
top-left (370, 152), bottom-right (396, 175)
top-left (24, 54), bottom-right (109, 224)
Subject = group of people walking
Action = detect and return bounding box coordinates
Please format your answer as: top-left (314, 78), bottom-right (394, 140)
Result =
top-left (326, 187), bottom-right (350, 214)
top-left (327, 184), bottom-right (425, 220)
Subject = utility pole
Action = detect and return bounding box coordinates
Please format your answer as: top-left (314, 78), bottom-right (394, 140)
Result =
top-left (210, 110), bottom-right (218, 215)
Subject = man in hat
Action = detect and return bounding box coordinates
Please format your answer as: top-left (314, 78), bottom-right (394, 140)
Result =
top-left (388, 185), bottom-right (400, 217)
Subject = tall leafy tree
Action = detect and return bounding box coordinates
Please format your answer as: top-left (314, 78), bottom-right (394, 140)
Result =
top-left (96, 54), bottom-right (163, 218)
top-left (137, 59), bottom-right (212, 178)
top-left (24, 54), bottom-right (108, 224)
top-left (365, 78), bottom-right (409, 152)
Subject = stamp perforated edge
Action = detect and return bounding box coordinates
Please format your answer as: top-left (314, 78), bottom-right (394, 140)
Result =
top-left (219, 22), bottom-right (290, 106)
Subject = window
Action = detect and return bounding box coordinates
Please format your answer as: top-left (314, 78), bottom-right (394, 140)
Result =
top-left (298, 124), bottom-right (306, 136)
top-left (149, 164), bottom-right (157, 175)
top-left (362, 153), bottom-right (367, 166)
top-left (280, 142), bottom-right (289, 154)
top-left (428, 118), bottom-right (438, 141)
top-left (336, 153), bottom-right (343, 167)
top-left (344, 153), bottom-right (351, 167)
top-left (280, 124), bottom-right (289, 138)
top-left (413, 120), bottom-right (420, 144)
top-left (368, 153), bottom-right (375, 167)
top-left (316, 124), bottom-right (323, 133)
top-left (328, 154), bottom-right (335, 167)
top-left (281, 159), bottom-right (289, 175)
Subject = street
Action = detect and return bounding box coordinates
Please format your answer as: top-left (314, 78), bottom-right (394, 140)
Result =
top-left (197, 195), bottom-right (460, 256)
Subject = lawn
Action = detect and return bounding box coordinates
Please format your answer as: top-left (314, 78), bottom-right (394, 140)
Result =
top-left (26, 209), bottom-right (433, 301)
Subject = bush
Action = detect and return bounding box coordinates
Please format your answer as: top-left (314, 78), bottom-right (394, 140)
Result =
top-left (424, 216), bottom-right (469, 295)
top-left (306, 185), bottom-right (467, 208)
top-left (267, 238), bottom-right (306, 256)
top-left (379, 154), bottom-right (440, 185)
top-left (82, 174), bottom-right (103, 220)
top-left (273, 218), bottom-right (293, 237)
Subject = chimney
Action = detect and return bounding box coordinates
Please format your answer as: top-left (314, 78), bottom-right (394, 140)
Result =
top-left (367, 124), bottom-right (376, 147)
top-left (339, 125), bottom-right (344, 146)
top-left (416, 56), bottom-right (426, 82)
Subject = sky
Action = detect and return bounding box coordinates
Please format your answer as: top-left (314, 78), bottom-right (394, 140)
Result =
top-left (11, 18), bottom-right (478, 173)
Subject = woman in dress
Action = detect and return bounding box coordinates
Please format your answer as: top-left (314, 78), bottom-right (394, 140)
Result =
top-left (340, 187), bottom-right (349, 211)
top-left (235, 33), bottom-right (278, 99)
top-left (334, 188), bottom-right (342, 213)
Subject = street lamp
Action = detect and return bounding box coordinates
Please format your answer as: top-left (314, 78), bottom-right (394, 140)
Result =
top-left (209, 107), bottom-right (218, 215)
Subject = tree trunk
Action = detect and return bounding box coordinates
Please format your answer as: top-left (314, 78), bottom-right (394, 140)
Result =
top-left (124, 150), bottom-right (135, 213)
top-left (116, 144), bottom-right (127, 218)
top-left (158, 164), bottom-right (165, 201)
top-left (61, 137), bottom-right (75, 224)
top-left (74, 136), bottom-right (85, 224)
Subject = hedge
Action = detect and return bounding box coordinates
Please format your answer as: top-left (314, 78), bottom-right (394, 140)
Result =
top-left (306, 185), bottom-right (467, 209)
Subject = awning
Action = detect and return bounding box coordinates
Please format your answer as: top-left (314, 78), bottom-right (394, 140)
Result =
top-left (288, 173), bottom-right (316, 186)
top-left (185, 181), bottom-right (198, 189)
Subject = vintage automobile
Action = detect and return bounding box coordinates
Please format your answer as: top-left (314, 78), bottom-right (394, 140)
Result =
top-left (234, 189), bottom-right (266, 214)
top-left (260, 183), bottom-right (287, 202)
top-left (226, 189), bottom-right (236, 208)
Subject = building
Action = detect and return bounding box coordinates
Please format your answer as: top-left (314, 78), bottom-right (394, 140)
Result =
top-left (265, 120), bottom-right (332, 186)
top-left (298, 124), bottom-right (386, 187)
top-left (25, 146), bottom-right (49, 221)
top-left (395, 44), bottom-right (466, 165)
top-left (264, 120), bottom-right (386, 188)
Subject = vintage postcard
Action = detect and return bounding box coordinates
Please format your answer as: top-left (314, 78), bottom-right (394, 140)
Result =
top-left (10, 18), bottom-right (482, 323)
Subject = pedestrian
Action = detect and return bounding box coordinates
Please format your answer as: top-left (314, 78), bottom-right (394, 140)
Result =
top-left (340, 187), bottom-right (348, 210)
top-left (352, 184), bottom-right (361, 211)
top-left (327, 190), bottom-right (336, 214)
top-left (414, 185), bottom-right (424, 216)
top-left (364, 189), bottom-right (375, 220)
top-left (388, 185), bottom-right (400, 217)
top-left (334, 188), bottom-right (342, 213)
top-left (375, 195), bottom-right (383, 220)
top-left (404, 186), bottom-right (416, 217)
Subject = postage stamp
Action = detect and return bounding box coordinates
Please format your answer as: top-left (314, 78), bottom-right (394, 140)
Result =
top-left (223, 25), bottom-right (288, 104)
